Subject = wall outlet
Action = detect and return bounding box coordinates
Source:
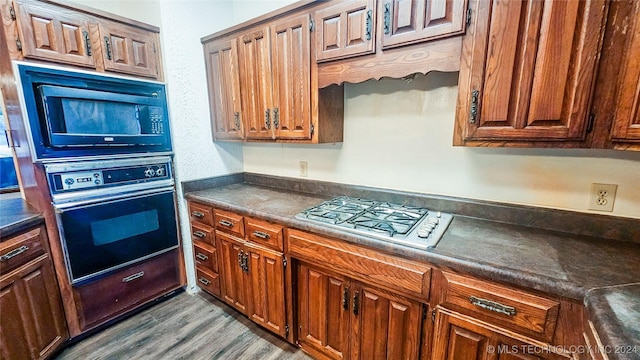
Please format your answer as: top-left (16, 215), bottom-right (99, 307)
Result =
top-left (299, 161), bottom-right (308, 177)
top-left (588, 183), bottom-right (617, 212)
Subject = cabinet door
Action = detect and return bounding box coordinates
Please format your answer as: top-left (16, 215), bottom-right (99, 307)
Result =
top-left (244, 243), bottom-right (286, 337)
top-left (204, 38), bottom-right (244, 141)
top-left (216, 233), bottom-right (248, 313)
top-left (0, 256), bottom-right (68, 360)
top-left (98, 22), bottom-right (159, 78)
top-left (432, 309), bottom-right (571, 360)
top-left (239, 27), bottom-right (274, 140)
top-left (297, 263), bottom-right (351, 360)
top-left (350, 283), bottom-right (423, 360)
top-left (271, 14), bottom-right (312, 140)
top-left (611, 0), bottom-right (640, 142)
top-left (380, 0), bottom-right (467, 49)
top-left (315, 0), bottom-right (376, 62)
top-left (14, 0), bottom-right (95, 67)
top-left (456, 0), bottom-right (606, 142)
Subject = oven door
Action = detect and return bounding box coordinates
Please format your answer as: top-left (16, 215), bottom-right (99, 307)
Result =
top-left (54, 187), bottom-right (178, 285)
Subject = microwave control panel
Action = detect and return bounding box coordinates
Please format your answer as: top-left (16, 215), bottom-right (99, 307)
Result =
top-left (49, 162), bottom-right (171, 193)
top-left (149, 106), bottom-right (164, 134)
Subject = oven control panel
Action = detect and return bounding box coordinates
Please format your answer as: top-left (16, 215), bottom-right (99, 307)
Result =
top-left (49, 161), bottom-right (171, 193)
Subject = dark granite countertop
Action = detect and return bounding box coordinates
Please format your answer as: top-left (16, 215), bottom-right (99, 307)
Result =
top-left (184, 174), bottom-right (640, 358)
top-left (585, 284), bottom-right (640, 360)
top-left (0, 193), bottom-right (43, 239)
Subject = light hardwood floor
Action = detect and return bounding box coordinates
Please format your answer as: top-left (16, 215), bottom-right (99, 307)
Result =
top-left (55, 291), bottom-right (310, 360)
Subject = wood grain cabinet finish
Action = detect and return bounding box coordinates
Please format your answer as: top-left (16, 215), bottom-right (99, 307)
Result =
top-left (203, 37), bottom-right (244, 141)
top-left (97, 21), bottom-right (159, 79)
top-left (238, 15), bottom-right (312, 140)
top-left (12, 0), bottom-right (95, 67)
top-left (296, 261), bottom-right (424, 360)
top-left (314, 0), bottom-right (376, 62)
top-left (432, 309), bottom-right (571, 360)
top-left (455, 0), bottom-right (607, 144)
top-left (380, 0), bottom-right (467, 49)
top-left (188, 202), bottom-right (214, 227)
top-left (216, 231), bottom-right (249, 313)
top-left (610, 0), bottom-right (640, 143)
top-left (0, 225), bottom-right (67, 360)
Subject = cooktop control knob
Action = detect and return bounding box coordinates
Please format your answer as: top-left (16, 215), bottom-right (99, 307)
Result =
top-left (155, 167), bottom-right (165, 177)
top-left (144, 168), bottom-right (155, 178)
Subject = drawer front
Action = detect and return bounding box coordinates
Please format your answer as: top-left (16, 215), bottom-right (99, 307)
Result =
top-left (191, 222), bottom-right (215, 246)
top-left (245, 217), bottom-right (284, 251)
top-left (193, 241), bottom-right (218, 273)
top-left (214, 209), bottom-right (245, 238)
top-left (288, 229), bottom-right (431, 299)
top-left (189, 202), bottom-right (214, 226)
top-left (196, 267), bottom-right (220, 297)
top-left (0, 226), bottom-right (46, 275)
top-left (438, 271), bottom-right (560, 341)
top-left (75, 250), bottom-right (181, 330)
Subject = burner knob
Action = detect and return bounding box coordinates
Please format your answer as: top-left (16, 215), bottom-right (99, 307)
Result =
top-left (144, 169), bottom-right (155, 177)
top-left (417, 228), bottom-right (431, 238)
top-left (436, 211), bottom-right (442, 218)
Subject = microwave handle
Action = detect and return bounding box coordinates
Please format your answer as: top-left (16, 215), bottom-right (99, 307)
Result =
top-left (38, 85), bottom-right (162, 106)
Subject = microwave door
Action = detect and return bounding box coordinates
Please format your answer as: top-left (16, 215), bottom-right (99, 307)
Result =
top-left (38, 85), bottom-right (167, 148)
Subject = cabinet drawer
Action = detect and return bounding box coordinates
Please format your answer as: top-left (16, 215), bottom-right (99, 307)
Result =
top-left (189, 202), bottom-right (214, 226)
top-left (0, 227), bottom-right (46, 275)
top-left (193, 240), bottom-right (218, 273)
top-left (75, 250), bottom-right (181, 330)
top-left (438, 271), bottom-right (560, 342)
top-left (196, 267), bottom-right (221, 297)
top-left (245, 217), bottom-right (283, 251)
top-left (191, 222), bottom-right (215, 246)
top-left (214, 209), bottom-right (244, 237)
top-left (288, 229), bottom-right (431, 299)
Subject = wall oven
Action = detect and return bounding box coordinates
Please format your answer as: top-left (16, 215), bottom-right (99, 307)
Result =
top-left (15, 62), bottom-right (172, 161)
top-left (46, 156), bottom-right (179, 285)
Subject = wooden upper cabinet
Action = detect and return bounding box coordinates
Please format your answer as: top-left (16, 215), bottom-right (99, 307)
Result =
top-left (455, 0), bottom-right (607, 144)
top-left (315, 0), bottom-right (376, 62)
top-left (204, 38), bottom-right (244, 141)
top-left (271, 14), bottom-right (312, 140)
top-left (98, 22), bottom-right (159, 79)
top-left (610, 0), bottom-right (640, 142)
top-left (13, 0), bottom-right (95, 67)
top-left (380, 0), bottom-right (467, 49)
top-left (238, 27), bottom-right (274, 140)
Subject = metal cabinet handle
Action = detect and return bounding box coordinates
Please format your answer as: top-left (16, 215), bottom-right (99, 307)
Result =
top-left (265, 109), bottom-right (271, 129)
top-left (193, 231), bottom-right (207, 238)
top-left (242, 253), bottom-right (249, 273)
top-left (342, 287), bottom-right (349, 311)
top-left (469, 89), bottom-right (480, 124)
top-left (0, 245), bottom-right (29, 261)
top-left (353, 290), bottom-right (359, 315)
top-left (234, 112), bottom-right (240, 130)
top-left (252, 231), bottom-right (271, 240)
top-left (191, 211), bottom-right (205, 218)
top-left (469, 296), bottom-right (517, 316)
top-left (83, 30), bottom-right (92, 56)
top-left (273, 108), bottom-right (279, 129)
top-left (122, 271), bottom-right (144, 283)
top-left (238, 251), bottom-right (243, 268)
top-left (219, 219), bottom-right (234, 227)
top-left (198, 277), bottom-right (211, 286)
top-left (195, 253), bottom-right (208, 261)
top-left (365, 10), bottom-right (373, 40)
top-left (104, 36), bottom-right (112, 60)
top-left (384, 3), bottom-right (391, 35)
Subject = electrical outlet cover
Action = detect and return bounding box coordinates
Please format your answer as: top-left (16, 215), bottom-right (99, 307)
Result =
top-left (588, 183), bottom-right (617, 212)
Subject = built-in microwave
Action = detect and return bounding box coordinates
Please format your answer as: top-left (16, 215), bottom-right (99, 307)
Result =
top-left (15, 62), bottom-right (172, 161)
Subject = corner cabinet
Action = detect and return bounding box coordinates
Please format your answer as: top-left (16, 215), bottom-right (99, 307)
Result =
top-left (454, 0), bottom-right (607, 145)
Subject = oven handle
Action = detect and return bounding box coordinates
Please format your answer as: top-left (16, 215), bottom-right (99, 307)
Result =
top-left (53, 186), bottom-right (175, 211)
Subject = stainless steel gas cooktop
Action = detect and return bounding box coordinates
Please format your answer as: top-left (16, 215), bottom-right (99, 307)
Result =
top-left (295, 196), bottom-right (453, 249)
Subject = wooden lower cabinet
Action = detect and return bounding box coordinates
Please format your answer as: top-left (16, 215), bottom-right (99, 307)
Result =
top-left (296, 262), bottom-right (424, 360)
top-left (215, 230), bottom-right (287, 336)
top-left (0, 255), bottom-right (67, 360)
top-left (432, 308), bottom-right (571, 360)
